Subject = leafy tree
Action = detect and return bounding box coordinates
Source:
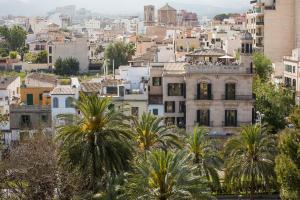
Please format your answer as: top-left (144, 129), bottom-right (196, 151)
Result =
top-left (56, 94), bottom-right (132, 193)
top-left (288, 106), bottom-right (300, 129)
top-left (254, 78), bottom-right (294, 132)
top-left (104, 41), bottom-right (135, 72)
top-left (36, 50), bottom-right (48, 63)
top-left (54, 57), bottom-right (80, 75)
top-left (0, 25), bottom-right (27, 52)
top-left (253, 52), bottom-right (273, 82)
top-left (187, 127), bottom-right (223, 192)
top-left (121, 150), bottom-right (213, 200)
top-left (275, 129), bottom-right (300, 200)
top-left (9, 51), bottom-right (17, 59)
top-left (224, 125), bottom-right (277, 200)
top-left (131, 112), bottom-right (181, 153)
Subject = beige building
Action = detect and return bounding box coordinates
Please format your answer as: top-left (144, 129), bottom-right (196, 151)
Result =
top-left (144, 5), bottom-right (155, 26)
top-left (158, 4), bottom-right (177, 26)
top-left (247, 0), bottom-right (300, 65)
top-left (151, 33), bottom-right (255, 136)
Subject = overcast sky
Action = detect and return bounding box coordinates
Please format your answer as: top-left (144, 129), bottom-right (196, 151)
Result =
top-left (0, 0), bottom-right (250, 15)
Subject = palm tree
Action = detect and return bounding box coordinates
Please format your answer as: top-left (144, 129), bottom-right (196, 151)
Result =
top-left (187, 127), bottom-right (223, 192)
top-left (224, 125), bottom-right (277, 200)
top-left (56, 94), bottom-right (133, 192)
top-left (121, 150), bottom-right (213, 200)
top-left (131, 112), bottom-right (181, 153)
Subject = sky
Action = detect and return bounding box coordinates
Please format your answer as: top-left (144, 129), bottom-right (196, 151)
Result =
top-left (0, 0), bottom-right (250, 16)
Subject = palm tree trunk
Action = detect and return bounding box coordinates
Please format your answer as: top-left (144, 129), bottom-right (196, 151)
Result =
top-left (250, 173), bottom-right (255, 200)
top-left (91, 142), bottom-right (97, 193)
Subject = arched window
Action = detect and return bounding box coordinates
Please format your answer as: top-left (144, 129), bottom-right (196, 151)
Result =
top-left (53, 97), bottom-right (59, 108)
top-left (65, 97), bottom-right (74, 108)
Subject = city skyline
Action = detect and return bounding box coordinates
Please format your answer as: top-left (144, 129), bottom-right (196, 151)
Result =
top-left (0, 0), bottom-right (249, 16)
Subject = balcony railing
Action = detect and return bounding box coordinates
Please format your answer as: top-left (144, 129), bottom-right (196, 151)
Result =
top-left (194, 95), bottom-right (213, 100)
top-left (256, 21), bottom-right (264, 25)
top-left (221, 95), bottom-right (254, 101)
top-left (194, 121), bottom-right (214, 127)
top-left (222, 121), bottom-right (252, 127)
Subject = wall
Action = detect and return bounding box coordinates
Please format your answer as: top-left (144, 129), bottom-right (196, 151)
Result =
top-left (20, 87), bottom-right (52, 106)
top-left (264, 0), bottom-right (295, 63)
top-left (52, 37), bottom-right (89, 72)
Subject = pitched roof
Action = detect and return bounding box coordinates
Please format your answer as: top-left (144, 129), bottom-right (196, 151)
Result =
top-left (0, 76), bottom-right (18, 90)
top-left (26, 73), bottom-right (57, 86)
top-left (51, 86), bottom-right (76, 95)
top-left (159, 3), bottom-right (176, 11)
top-left (81, 82), bottom-right (102, 93)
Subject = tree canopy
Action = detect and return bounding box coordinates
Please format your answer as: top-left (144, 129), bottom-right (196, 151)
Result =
top-left (0, 25), bottom-right (27, 54)
top-left (253, 52), bottom-right (273, 82)
top-left (54, 57), bottom-right (80, 75)
top-left (104, 41), bottom-right (135, 72)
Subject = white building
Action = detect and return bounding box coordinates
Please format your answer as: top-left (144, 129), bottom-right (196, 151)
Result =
top-left (85, 19), bottom-right (101, 31)
top-left (50, 85), bottom-right (79, 127)
top-left (0, 76), bottom-right (21, 115)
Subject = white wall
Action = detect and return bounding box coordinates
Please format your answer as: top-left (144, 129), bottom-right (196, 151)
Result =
top-left (148, 105), bottom-right (164, 117)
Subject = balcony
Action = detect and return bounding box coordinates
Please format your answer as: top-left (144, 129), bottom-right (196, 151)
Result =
top-left (222, 121), bottom-right (252, 127)
top-left (256, 21), bottom-right (264, 26)
top-left (194, 121), bottom-right (214, 127)
top-left (221, 95), bottom-right (254, 101)
top-left (194, 95), bottom-right (213, 101)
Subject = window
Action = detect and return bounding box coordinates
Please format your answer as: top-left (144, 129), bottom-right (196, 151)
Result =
top-left (53, 97), bottom-right (59, 108)
top-left (65, 97), bottom-right (74, 108)
top-left (39, 93), bottom-right (43, 101)
top-left (197, 110), bottom-right (210, 126)
top-left (225, 83), bottom-right (236, 100)
top-left (49, 46), bottom-right (52, 54)
top-left (106, 86), bottom-right (118, 95)
top-left (41, 114), bottom-right (48, 122)
top-left (131, 107), bottom-right (139, 117)
top-left (49, 56), bottom-right (52, 64)
top-left (225, 110), bottom-right (237, 127)
top-left (153, 109), bottom-right (158, 115)
top-left (177, 117), bottom-right (185, 128)
top-left (179, 101), bottom-right (185, 113)
top-left (197, 82), bottom-right (212, 100)
top-left (165, 117), bottom-right (175, 126)
top-left (168, 83), bottom-right (184, 96)
top-left (165, 101), bottom-right (175, 113)
top-left (26, 94), bottom-right (33, 105)
top-left (285, 65), bottom-right (293, 73)
top-left (21, 115), bottom-right (31, 127)
top-left (152, 77), bottom-right (162, 86)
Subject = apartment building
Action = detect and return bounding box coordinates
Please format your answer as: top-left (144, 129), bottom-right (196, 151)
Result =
top-left (0, 76), bottom-right (20, 115)
top-left (283, 48), bottom-right (300, 103)
top-left (149, 32), bottom-right (255, 136)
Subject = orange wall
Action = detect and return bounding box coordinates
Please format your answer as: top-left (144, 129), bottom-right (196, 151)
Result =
top-left (20, 87), bottom-right (53, 106)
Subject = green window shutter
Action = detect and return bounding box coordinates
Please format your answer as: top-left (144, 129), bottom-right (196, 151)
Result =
top-left (27, 94), bottom-right (33, 105)
top-left (208, 83), bottom-right (212, 100)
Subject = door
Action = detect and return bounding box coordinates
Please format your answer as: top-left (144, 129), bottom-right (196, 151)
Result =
top-left (27, 94), bottom-right (33, 105)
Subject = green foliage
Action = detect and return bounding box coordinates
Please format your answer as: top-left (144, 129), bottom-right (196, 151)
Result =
top-left (0, 25), bottom-right (27, 52)
top-left (120, 150), bottom-right (213, 200)
top-left (253, 52), bottom-right (273, 82)
top-left (275, 129), bottom-right (300, 200)
top-left (24, 52), bottom-right (37, 63)
top-left (132, 112), bottom-right (181, 152)
top-left (56, 94), bottom-right (133, 192)
top-left (224, 125), bottom-right (277, 198)
top-left (54, 57), bottom-right (80, 75)
top-left (213, 13), bottom-right (239, 21)
top-left (187, 127), bottom-right (223, 192)
top-left (9, 51), bottom-right (17, 59)
top-left (254, 78), bottom-right (294, 132)
top-left (104, 41), bottom-right (135, 72)
top-left (36, 50), bottom-right (48, 63)
top-left (289, 106), bottom-right (300, 129)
